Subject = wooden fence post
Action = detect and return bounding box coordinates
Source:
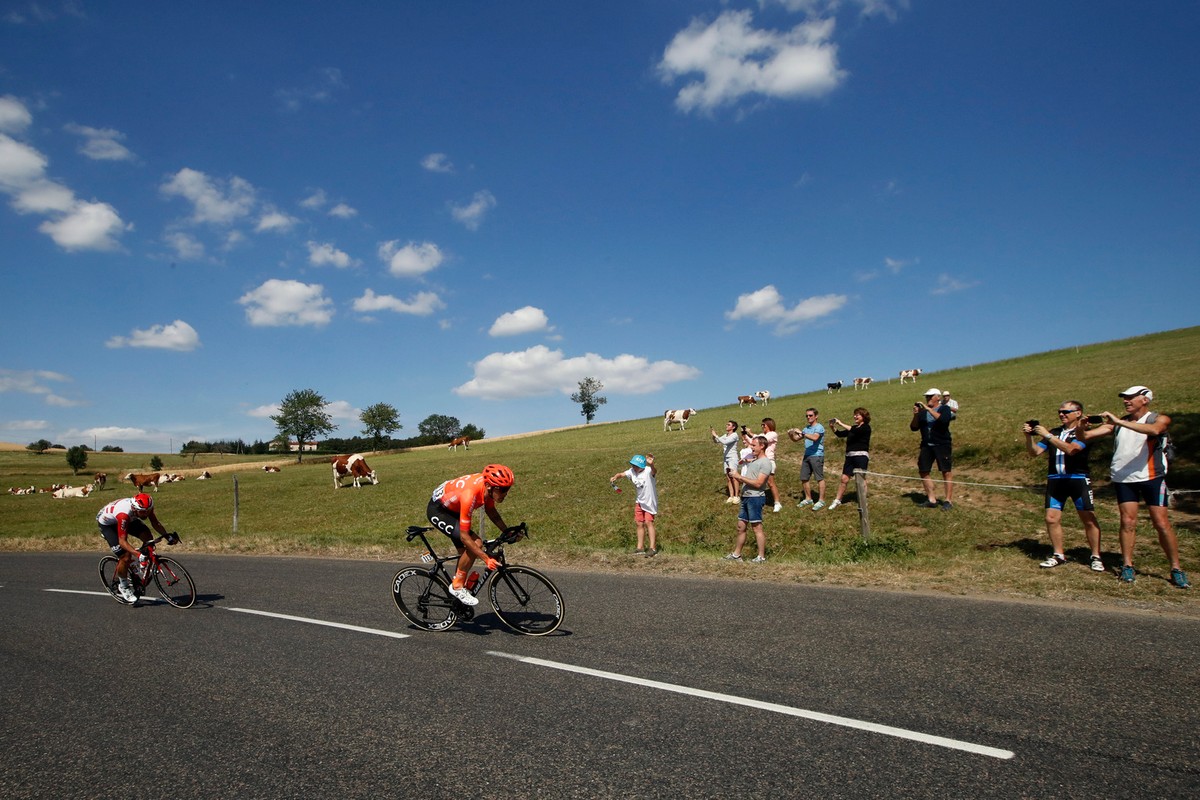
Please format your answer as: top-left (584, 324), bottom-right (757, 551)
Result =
top-left (854, 469), bottom-right (870, 541)
top-left (232, 475), bottom-right (239, 533)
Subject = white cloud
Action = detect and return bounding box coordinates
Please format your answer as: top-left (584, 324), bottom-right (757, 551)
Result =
top-left (276, 67), bottom-right (346, 111)
top-left (352, 288), bottom-right (444, 316)
top-left (0, 419), bottom-right (48, 432)
top-left (378, 240), bottom-right (444, 277)
top-left (421, 152), bottom-right (454, 173)
top-left (0, 368), bottom-right (82, 407)
top-left (106, 319), bottom-right (201, 351)
top-left (160, 167), bottom-right (257, 225)
top-left (658, 10), bottom-right (846, 114)
top-left (10, 178), bottom-right (74, 214)
top-left (247, 403), bottom-right (280, 419)
top-left (238, 279), bottom-right (334, 327)
top-left (489, 306), bottom-right (551, 337)
top-left (454, 345), bottom-right (701, 400)
top-left (0, 95), bottom-right (33, 133)
top-left (299, 189), bottom-right (327, 209)
top-left (255, 208), bottom-right (299, 233)
top-left (725, 284), bottom-right (846, 335)
top-left (64, 123), bottom-right (134, 161)
top-left (324, 399), bottom-right (360, 422)
top-left (307, 240), bottom-right (358, 269)
top-left (164, 231), bottom-right (205, 261)
top-left (328, 202), bottom-right (357, 218)
top-left (38, 199), bottom-right (129, 251)
top-left (0, 133), bottom-right (47, 187)
top-left (931, 273), bottom-right (977, 296)
top-left (449, 189), bottom-right (496, 231)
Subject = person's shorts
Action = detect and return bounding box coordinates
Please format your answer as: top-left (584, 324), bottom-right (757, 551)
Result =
top-left (635, 503), bottom-right (656, 523)
top-left (768, 458), bottom-right (777, 476)
top-left (1113, 477), bottom-right (1169, 507)
top-left (738, 495), bottom-right (766, 524)
top-left (723, 454), bottom-right (738, 473)
top-left (842, 454), bottom-right (869, 478)
top-left (918, 444), bottom-right (952, 474)
top-left (427, 499), bottom-right (467, 546)
top-left (800, 455), bottom-right (825, 481)
top-left (98, 518), bottom-right (149, 556)
top-left (1045, 476), bottom-right (1094, 512)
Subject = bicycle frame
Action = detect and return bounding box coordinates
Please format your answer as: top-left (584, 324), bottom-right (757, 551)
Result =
top-left (405, 522), bottom-right (523, 600)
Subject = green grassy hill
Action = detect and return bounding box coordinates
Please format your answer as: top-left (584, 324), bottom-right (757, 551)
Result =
top-left (3, 326), bottom-right (1198, 610)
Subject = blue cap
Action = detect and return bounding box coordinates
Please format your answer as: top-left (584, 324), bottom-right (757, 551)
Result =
top-left (629, 454), bottom-right (647, 469)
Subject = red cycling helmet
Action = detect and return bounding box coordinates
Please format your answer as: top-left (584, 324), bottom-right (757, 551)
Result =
top-left (481, 464), bottom-right (515, 488)
top-left (131, 493), bottom-right (154, 512)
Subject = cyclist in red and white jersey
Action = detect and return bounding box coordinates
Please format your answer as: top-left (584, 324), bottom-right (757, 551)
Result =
top-left (426, 464), bottom-right (515, 606)
top-left (97, 493), bottom-right (174, 603)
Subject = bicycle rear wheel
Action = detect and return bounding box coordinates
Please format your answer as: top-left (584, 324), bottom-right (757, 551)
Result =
top-left (489, 565), bottom-right (564, 636)
top-left (97, 556), bottom-right (133, 605)
top-left (152, 557), bottom-right (196, 608)
top-left (392, 567), bottom-right (458, 631)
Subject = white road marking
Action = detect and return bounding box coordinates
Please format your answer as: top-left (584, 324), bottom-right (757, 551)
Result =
top-left (489, 651), bottom-right (1015, 761)
top-left (45, 589), bottom-right (164, 604)
top-left (225, 607), bottom-right (411, 639)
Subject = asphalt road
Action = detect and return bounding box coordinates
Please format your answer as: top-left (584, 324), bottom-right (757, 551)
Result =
top-left (1, 552), bottom-right (1197, 798)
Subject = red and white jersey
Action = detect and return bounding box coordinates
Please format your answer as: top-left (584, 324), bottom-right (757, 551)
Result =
top-left (97, 497), bottom-right (137, 526)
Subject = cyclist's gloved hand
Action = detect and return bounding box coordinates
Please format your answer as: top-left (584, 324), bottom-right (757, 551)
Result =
top-left (484, 557), bottom-right (501, 571)
top-left (165, 532), bottom-right (180, 545)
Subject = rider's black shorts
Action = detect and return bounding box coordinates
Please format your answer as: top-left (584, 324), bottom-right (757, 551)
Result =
top-left (99, 518), bottom-right (150, 556)
top-left (426, 500), bottom-right (465, 546)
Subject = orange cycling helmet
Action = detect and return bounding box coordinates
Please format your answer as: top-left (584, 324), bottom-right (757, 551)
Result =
top-left (482, 464), bottom-right (514, 488)
top-left (131, 493), bottom-right (154, 512)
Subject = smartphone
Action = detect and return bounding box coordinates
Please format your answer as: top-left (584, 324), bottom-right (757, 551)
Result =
top-left (1086, 415), bottom-right (1104, 424)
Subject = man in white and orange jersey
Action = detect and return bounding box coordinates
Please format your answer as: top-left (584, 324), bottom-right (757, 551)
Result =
top-left (96, 492), bottom-right (175, 603)
top-left (426, 464), bottom-right (516, 605)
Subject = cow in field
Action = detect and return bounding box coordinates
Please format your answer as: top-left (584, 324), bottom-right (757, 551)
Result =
top-left (899, 368), bottom-right (922, 384)
top-left (663, 408), bottom-right (697, 432)
top-left (448, 436), bottom-right (470, 451)
top-left (755, 390), bottom-right (771, 405)
top-left (124, 472), bottom-right (161, 492)
top-left (853, 377), bottom-right (872, 390)
top-left (94, 472), bottom-right (107, 490)
top-left (333, 453), bottom-right (378, 488)
top-left (826, 381), bottom-right (843, 394)
top-left (53, 484), bottom-right (93, 498)
top-left (196, 471), bottom-right (212, 480)
top-left (262, 465), bottom-right (281, 473)
top-left (737, 395), bottom-right (757, 407)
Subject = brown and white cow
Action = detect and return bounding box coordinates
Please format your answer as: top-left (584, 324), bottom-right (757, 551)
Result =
top-left (53, 484), bottom-right (93, 498)
top-left (262, 465), bottom-right (281, 473)
top-left (333, 453), bottom-right (378, 488)
top-left (899, 368), bottom-right (922, 384)
top-left (124, 472), bottom-right (161, 491)
top-left (196, 471), bottom-right (212, 480)
top-left (663, 408), bottom-right (697, 432)
top-left (94, 472), bottom-right (107, 490)
top-left (853, 377), bottom-right (872, 390)
top-left (737, 395), bottom-right (757, 407)
top-left (448, 436), bottom-right (470, 451)
top-left (754, 390), bottom-right (771, 405)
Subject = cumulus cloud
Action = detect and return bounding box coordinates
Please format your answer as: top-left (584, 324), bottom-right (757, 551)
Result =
top-left (454, 345), bottom-right (701, 400)
top-left (64, 123), bottom-right (134, 161)
top-left (489, 306), bottom-right (551, 337)
top-left (378, 240), bottom-right (444, 277)
top-left (0, 419), bottom-right (49, 432)
top-left (328, 202), bottom-right (357, 219)
top-left (299, 189), bottom-right (327, 209)
top-left (352, 288), bottom-right (444, 316)
top-left (449, 189), bottom-right (496, 231)
top-left (0, 368), bottom-right (82, 407)
top-left (246, 403), bottom-right (280, 419)
top-left (160, 167), bottom-right (256, 225)
top-left (307, 240), bottom-right (358, 269)
top-left (105, 319), bottom-right (201, 351)
top-left (238, 279), bottom-right (334, 327)
top-left (421, 152), bottom-right (454, 173)
top-left (37, 200), bottom-right (128, 251)
top-left (0, 95), bottom-right (33, 133)
top-left (931, 273), bottom-right (977, 296)
top-left (725, 284), bottom-right (846, 335)
top-left (164, 231), bottom-right (205, 261)
top-left (255, 208), bottom-right (299, 233)
top-left (658, 10), bottom-right (846, 114)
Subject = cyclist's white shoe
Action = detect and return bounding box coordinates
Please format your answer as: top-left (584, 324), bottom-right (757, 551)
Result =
top-left (449, 585), bottom-right (479, 606)
top-left (117, 580), bottom-right (137, 603)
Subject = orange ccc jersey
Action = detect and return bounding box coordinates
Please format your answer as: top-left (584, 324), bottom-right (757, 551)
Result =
top-left (431, 472), bottom-right (494, 534)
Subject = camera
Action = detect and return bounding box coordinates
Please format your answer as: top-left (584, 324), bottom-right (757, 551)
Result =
top-left (1086, 415), bottom-right (1104, 424)
top-left (1026, 419), bottom-right (1040, 430)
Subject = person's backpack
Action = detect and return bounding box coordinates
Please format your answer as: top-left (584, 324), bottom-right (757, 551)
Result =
top-left (1146, 412), bottom-right (1176, 465)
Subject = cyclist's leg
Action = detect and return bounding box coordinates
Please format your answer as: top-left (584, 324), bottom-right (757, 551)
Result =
top-left (427, 499), bottom-right (476, 598)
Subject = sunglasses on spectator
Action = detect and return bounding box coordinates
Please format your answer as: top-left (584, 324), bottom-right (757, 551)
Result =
top-left (1058, 409), bottom-right (1079, 415)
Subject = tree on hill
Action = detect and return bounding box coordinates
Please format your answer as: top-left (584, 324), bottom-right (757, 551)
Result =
top-left (571, 377), bottom-right (607, 424)
top-left (360, 402), bottom-right (402, 452)
top-left (26, 439), bottom-right (52, 454)
top-left (418, 414), bottom-right (462, 443)
top-left (65, 445), bottom-right (88, 475)
top-left (271, 388), bottom-right (337, 463)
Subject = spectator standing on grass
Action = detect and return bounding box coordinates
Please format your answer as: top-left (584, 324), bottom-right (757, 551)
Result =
top-left (746, 418), bottom-right (783, 512)
top-left (911, 387), bottom-right (956, 510)
top-left (943, 391), bottom-right (960, 413)
top-left (711, 420), bottom-right (740, 503)
top-left (1024, 401), bottom-right (1103, 573)
top-left (787, 408), bottom-right (826, 510)
top-left (826, 408), bottom-right (872, 511)
top-left (725, 436), bottom-right (771, 563)
top-left (1079, 386), bottom-right (1189, 588)
top-left (610, 454), bottom-right (659, 557)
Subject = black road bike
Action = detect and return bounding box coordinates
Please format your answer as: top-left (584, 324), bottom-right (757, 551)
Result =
top-left (98, 533), bottom-right (196, 609)
top-left (392, 522), bottom-right (564, 635)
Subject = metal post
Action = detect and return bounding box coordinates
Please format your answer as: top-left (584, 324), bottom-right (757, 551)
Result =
top-left (854, 469), bottom-right (870, 541)
top-left (232, 475), bottom-right (239, 533)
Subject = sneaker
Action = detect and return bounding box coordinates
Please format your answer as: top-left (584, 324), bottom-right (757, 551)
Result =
top-left (647, 548), bottom-right (658, 557)
top-left (448, 585), bottom-right (480, 606)
top-left (1039, 554), bottom-right (1067, 569)
top-left (773, 503), bottom-right (782, 513)
top-left (726, 496), bottom-right (740, 504)
top-left (723, 553), bottom-right (743, 561)
top-left (923, 500), bottom-right (940, 508)
top-left (117, 580), bottom-right (137, 603)
top-left (940, 501), bottom-right (954, 511)
top-left (798, 498), bottom-right (813, 507)
top-left (632, 549), bottom-right (647, 556)
top-left (750, 555), bottom-right (767, 563)
top-left (811, 500), bottom-right (826, 511)
top-left (827, 499), bottom-right (841, 510)
top-left (1090, 555), bottom-right (1105, 573)
top-left (1170, 568), bottom-right (1191, 589)
top-left (1118, 565), bottom-right (1136, 583)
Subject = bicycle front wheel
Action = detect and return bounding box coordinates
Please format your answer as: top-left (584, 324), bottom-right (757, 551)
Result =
top-left (489, 565), bottom-right (564, 635)
top-left (152, 557), bottom-right (196, 608)
top-left (392, 568), bottom-right (458, 632)
top-left (97, 556), bottom-right (132, 605)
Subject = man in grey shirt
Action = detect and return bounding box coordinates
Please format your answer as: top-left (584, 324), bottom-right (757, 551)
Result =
top-left (725, 435), bottom-right (771, 563)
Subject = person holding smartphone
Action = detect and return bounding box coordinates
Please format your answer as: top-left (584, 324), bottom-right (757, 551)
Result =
top-left (910, 388), bottom-right (956, 510)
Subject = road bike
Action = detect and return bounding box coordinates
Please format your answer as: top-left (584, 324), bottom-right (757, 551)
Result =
top-left (98, 532), bottom-right (196, 609)
top-left (392, 522), bottom-right (564, 635)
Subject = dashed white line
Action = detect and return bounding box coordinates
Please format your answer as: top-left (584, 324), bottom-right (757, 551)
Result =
top-left (225, 607), bottom-right (411, 639)
top-left (489, 651), bottom-right (1015, 760)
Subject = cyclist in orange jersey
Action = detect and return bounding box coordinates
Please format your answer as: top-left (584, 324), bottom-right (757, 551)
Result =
top-left (426, 464), bottom-right (516, 605)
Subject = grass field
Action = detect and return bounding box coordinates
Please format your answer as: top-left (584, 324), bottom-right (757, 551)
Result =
top-left (3, 326), bottom-right (1198, 614)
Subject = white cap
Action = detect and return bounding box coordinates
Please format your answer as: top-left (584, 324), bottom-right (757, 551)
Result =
top-left (1119, 385), bottom-right (1153, 401)
top-left (924, 387), bottom-right (942, 397)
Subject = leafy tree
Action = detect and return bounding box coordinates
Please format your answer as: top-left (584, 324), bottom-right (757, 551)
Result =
top-left (101, 445), bottom-right (124, 452)
top-left (270, 388), bottom-right (337, 463)
top-left (26, 439), bottom-right (52, 454)
top-left (150, 455), bottom-right (164, 471)
top-left (66, 445), bottom-right (88, 475)
top-left (418, 414), bottom-right (462, 443)
top-left (459, 423), bottom-right (486, 442)
top-left (360, 402), bottom-right (402, 452)
top-left (571, 377), bottom-right (607, 424)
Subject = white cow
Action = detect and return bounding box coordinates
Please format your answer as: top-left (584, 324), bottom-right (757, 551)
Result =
top-left (754, 390), bottom-right (771, 405)
top-left (663, 408), bottom-right (697, 432)
top-left (899, 368), bottom-right (922, 384)
top-left (52, 484), bottom-right (93, 498)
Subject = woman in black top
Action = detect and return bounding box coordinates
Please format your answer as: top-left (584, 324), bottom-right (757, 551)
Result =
top-left (828, 407), bottom-right (871, 510)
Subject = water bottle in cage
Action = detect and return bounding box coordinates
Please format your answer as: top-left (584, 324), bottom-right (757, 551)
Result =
top-left (465, 571), bottom-right (480, 592)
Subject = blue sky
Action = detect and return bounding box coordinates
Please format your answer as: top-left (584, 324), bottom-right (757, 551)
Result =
top-left (2, 1), bottom-right (1197, 452)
